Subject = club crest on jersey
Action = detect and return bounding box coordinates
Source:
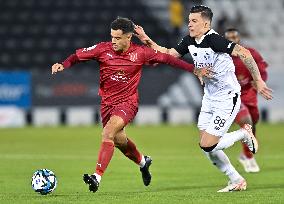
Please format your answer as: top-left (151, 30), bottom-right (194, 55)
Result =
top-left (204, 52), bottom-right (210, 60)
top-left (117, 70), bottom-right (125, 76)
top-left (129, 53), bottom-right (138, 62)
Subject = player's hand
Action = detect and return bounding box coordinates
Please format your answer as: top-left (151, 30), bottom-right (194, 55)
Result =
top-left (193, 67), bottom-right (215, 85)
top-left (134, 25), bottom-right (150, 45)
top-left (254, 79), bottom-right (273, 100)
top-left (51, 63), bottom-right (64, 74)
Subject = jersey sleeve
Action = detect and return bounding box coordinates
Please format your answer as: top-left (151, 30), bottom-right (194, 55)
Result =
top-left (62, 54), bottom-right (80, 68)
top-left (249, 48), bottom-right (268, 81)
top-left (143, 46), bottom-right (162, 65)
top-left (174, 35), bottom-right (190, 56)
top-left (75, 42), bottom-right (104, 61)
top-left (208, 33), bottom-right (236, 54)
top-left (143, 46), bottom-right (194, 72)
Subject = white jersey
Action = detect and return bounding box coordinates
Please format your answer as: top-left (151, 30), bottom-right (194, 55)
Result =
top-left (175, 29), bottom-right (241, 100)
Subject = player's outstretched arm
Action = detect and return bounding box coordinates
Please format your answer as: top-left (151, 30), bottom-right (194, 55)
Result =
top-left (134, 25), bottom-right (181, 58)
top-left (144, 47), bottom-right (213, 85)
top-left (231, 44), bottom-right (273, 100)
top-left (51, 53), bottom-right (80, 75)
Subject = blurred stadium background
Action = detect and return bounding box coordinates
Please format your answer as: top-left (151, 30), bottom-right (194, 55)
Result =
top-left (1, 1), bottom-right (284, 203)
top-left (0, 0), bottom-right (283, 127)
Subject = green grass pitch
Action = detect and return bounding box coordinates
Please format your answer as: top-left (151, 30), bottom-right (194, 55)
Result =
top-left (0, 123), bottom-right (284, 203)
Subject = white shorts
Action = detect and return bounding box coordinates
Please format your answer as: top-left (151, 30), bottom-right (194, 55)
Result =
top-left (197, 93), bottom-right (241, 137)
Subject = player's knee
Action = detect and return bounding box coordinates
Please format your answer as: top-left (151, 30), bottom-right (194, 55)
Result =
top-left (199, 138), bottom-right (215, 148)
top-left (114, 137), bottom-right (127, 148)
top-left (102, 128), bottom-right (115, 141)
top-left (199, 143), bottom-right (218, 152)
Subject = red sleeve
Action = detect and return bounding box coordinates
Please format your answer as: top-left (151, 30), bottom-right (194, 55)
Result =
top-left (143, 46), bottom-right (194, 72)
top-left (62, 54), bottom-right (80, 68)
top-left (249, 48), bottom-right (268, 81)
top-left (61, 43), bottom-right (104, 69)
top-left (76, 43), bottom-right (103, 61)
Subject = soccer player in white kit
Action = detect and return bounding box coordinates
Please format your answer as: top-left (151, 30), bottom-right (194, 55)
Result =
top-left (134, 5), bottom-right (273, 192)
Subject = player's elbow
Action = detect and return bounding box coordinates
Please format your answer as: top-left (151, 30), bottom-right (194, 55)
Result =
top-left (242, 47), bottom-right (251, 57)
top-left (232, 45), bottom-right (251, 59)
top-left (237, 47), bottom-right (252, 59)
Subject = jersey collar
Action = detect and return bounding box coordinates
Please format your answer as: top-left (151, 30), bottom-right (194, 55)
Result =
top-left (195, 29), bottom-right (211, 44)
top-left (115, 42), bottom-right (134, 55)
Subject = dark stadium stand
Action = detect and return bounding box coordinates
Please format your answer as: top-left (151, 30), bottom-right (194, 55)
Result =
top-left (0, 0), bottom-right (186, 105)
top-left (0, 0), bottom-right (172, 70)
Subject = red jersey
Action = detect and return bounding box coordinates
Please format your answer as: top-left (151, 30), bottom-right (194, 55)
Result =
top-left (232, 47), bottom-right (268, 105)
top-left (62, 42), bottom-right (194, 105)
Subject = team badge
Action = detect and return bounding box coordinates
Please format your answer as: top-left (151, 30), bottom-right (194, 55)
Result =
top-left (129, 53), bottom-right (138, 62)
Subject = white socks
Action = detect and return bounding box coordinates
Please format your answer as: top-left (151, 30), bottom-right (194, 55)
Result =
top-left (93, 155), bottom-right (146, 184)
top-left (139, 155), bottom-right (146, 168)
top-left (204, 150), bottom-right (243, 183)
top-left (214, 129), bottom-right (246, 151)
top-left (94, 173), bottom-right (101, 183)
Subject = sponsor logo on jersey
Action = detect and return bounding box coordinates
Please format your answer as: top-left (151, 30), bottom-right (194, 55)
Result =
top-left (110, 70), bottom-right (129, 83)
top-left (193, 61), bottom-right (213, 68)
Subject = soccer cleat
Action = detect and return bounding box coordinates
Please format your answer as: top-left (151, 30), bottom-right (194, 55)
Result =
top-left (238, 154), bottom-right (251, 173)
top-left (248, 157), bottom-right (260, 172)
top-left (238, 154), bottom-right (260, 173)
top-left (83, 174), bottom-right (99, 192)
top-left (241, 124), bottom-right (258, 154)
top-left (140, 156), bottom-right (152, 186)
top-left (217, 179), bottom-right (247, 192)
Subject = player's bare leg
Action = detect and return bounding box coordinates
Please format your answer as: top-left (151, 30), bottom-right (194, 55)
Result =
top-left (83, 116), bottom-right (125, 193)
top-left (200, 124), bottom-right (258, 154)
top-left (199, 130), bottom-right (246, 192)
top-left (235, 116), bottom-right (260, 173)
top-left (199, 125), bottom-right (259, 192)
top-left (114, 129), bottom-right (143, 165)
top-left (198, 100), bottom-right (258, 192)
top-left (115, 130), bottom-right (152, 186)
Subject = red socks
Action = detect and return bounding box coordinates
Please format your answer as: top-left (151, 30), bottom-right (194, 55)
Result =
top-left (119, 138), bottom-right (142, 164)
top-left (95, 138), bottom-right (142, 177)
top-left (242, 143), bottom-right (254, 158)
top-left (95, 141), bottom-right (114, 176)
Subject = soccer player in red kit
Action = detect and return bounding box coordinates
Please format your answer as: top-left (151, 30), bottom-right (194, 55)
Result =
top-left (51, 17), bottom-right (211, 193)
top-left (225, 28), bottom-right (268, 173)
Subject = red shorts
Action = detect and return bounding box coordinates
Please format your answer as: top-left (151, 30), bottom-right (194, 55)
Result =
top-left (100, 101), bottom-right (138, 127)
top-left (235, 102), bottom-right (259, 124)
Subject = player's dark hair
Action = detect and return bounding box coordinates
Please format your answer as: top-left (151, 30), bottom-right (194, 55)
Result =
top-left (111, 17), bottom-right (134, 34)
top-left (225, 27), bottom-right (240, 34)
top-left (190, 5), bottom-right (213, 22)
